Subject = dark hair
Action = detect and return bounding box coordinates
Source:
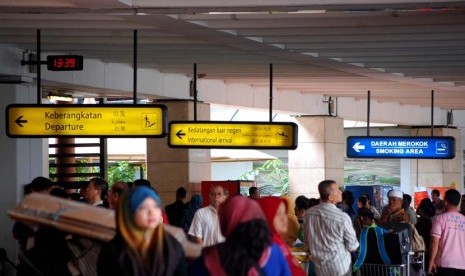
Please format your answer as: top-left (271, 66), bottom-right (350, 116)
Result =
top-left (343, 190), bottom-right (354, 205)
top-left (111, 181), bottom-right (129, 196)
top-left (218, 219), bottom-right (271, 275)
top-left (358, 196), bottom-right (368, 207)
top-left (363, 194), bottom-right (372, 203)
top-left (342, 190), bottom-right (355, 215)
top-left (133, 179), bottom-right (151, 188)
top-left (444, 189), bottom-right (461, 206)
top-left (318, 180), bottom-right (336, 201)
top-left (90, 177), bottom-right (109, 200)
top-left (295, 195), bottom-right (310, 210)
top-left (431, 189), bottom-right (440, 197)
top-left (403, 193), bottom-right (412, 208)
top-left (249, 187), bottom-right (258, 196)
top-left (308, 198), bottom-right (319, 207)
top-left (418, 198), bottom-right (436, 217)
top-left (176, 187), bottom-right (187, 198)
top-left (50, 188), bottom-right (68, 199)
top-left (30, 176), bottom-right (53, 192)
top-left (358, 207), bottom-right (374, 220)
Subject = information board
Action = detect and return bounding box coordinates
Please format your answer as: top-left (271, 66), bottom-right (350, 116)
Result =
top-left (6, 104), bottom-right (167, 138)
top-left (347, 136), bottom-right (455, 159)
top-left (169, 121), bottom-right (298, 149)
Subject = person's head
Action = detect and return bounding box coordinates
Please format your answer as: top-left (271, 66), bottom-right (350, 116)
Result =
top-left (444, 189), bottom-right (461, 210)
top-left (342, 190), bottom-right (354, 206)
top-left (318, 180), bottom-right (342, 204)
top-left (85, 177), bottom-right (108, 204)
top-left (308, 198), bottom-right (319, 207)
top-left (249, 187), bottom-right (260, 199)
top-left (175, 187), bottom-right (187, 201)
top-left (117, 186), bottom-right (163, 257)
top-left (416, 198), bottom-right (435, 218)
top-left (188, 194), bottom-right (203, 210)
top-left (257, 197), bottom-right (289, 236)
top-left (50, 187), bottom-right (69, 199)
top-left (363, 194), bottom-right (372, 205)
top-left (108, 181), bottom-right (129, 209)
top-left (431, 189), bottom-right (441, 202)
top-left (219, 195), bottom-right (267, 238)
top-left (214, 196), bottom-right (271, 275)
top-left (30, 176), bottom-right (54, 193)
top-left (133, 179), bottom-right (151, 188)
top-left (209, 185), bottom-right (228, 209)
top-left (387, 190), bottom-right (404, 212)
top-left (461, 194), bottom-right (465, 214)
top-left (358, 196), bottom-right (368, 209)
top-left (358, 207), bottom-right (375, 226)
top-left (402, 193), bottom-right (412, 209)
top-left (294, 195), bottom-right (310, 219)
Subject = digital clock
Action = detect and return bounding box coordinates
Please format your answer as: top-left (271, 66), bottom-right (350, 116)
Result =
top-left (46, 55), bottom-right (83, 71)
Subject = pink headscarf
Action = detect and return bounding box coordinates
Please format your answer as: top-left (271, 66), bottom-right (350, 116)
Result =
top-left (204, 195), bottom-right (271, 276)
top-left (219, 195), bottom-right (266, 237)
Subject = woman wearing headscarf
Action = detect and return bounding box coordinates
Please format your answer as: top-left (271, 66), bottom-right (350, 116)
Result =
top-left (188, 195), bottom-right (290, 276)
top-left (257, 197), bottom-right (306, 276)
top-left (280, 196), bottom-right (300, 246)
top-left (180, 194), bottom-right (203, 234)
top-left (97, 186), bottom-right (186, 276)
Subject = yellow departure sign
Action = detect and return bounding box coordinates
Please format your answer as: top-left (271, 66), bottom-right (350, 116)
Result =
top-left (168, 121), bottom-right (298, 149)
top-left (6, 104), bottom-right (167, 138)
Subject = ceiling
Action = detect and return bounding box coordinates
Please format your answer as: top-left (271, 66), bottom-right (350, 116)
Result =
top-left (1, 1), bottom-right (465, 109)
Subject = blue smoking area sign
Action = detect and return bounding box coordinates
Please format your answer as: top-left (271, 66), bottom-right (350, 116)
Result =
top-left (346, 136), bottom-right (455, 159)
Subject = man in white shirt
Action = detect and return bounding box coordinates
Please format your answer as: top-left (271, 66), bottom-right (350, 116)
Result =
top-left (84, 177), bottom-right (108, 207)
top-left (303, 180), bottom-right (359, 276)
top-left (188, 185), bottom-right (228, 246)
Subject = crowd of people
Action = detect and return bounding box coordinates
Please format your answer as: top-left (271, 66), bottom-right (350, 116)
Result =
top-left (7, 176), bottom-right (465, 276)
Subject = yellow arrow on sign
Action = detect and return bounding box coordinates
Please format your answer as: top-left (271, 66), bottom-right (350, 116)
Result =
top-left (169, 121), bottom-right (298, 149)
top-left (6, 104), bottom-right (167, 137)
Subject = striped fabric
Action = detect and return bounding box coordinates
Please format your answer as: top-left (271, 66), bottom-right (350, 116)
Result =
top-left (303, 203), bottom-right (359, 276)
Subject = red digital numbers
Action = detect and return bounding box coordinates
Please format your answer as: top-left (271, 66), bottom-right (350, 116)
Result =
top-left (53, 58), bottom-right (76, 68)
top-left (47, 55), bottom-right (83, 71)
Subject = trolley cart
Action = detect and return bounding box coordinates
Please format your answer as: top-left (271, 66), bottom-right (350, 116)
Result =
top-left (355, 251), bottom-right (425, 276)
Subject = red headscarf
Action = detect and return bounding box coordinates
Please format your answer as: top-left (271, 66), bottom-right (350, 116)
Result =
top-left (257, 197), bottom-right (306, 276)
top-left (257, 197), bottom-right (287, 235)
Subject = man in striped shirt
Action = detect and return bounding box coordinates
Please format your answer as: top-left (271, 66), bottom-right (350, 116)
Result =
top-left (303, 180), bottom-right (359, 276)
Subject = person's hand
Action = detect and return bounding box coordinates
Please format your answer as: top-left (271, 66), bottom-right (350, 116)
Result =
top-left (427, 263), bottom-right (436, 275)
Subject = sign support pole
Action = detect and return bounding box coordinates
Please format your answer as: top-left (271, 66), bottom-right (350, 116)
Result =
top-left (367, 90), bottom-right (371, 137)
top-left (37, 29), bottom-right (41, 104)
top-left (431, 90), bottom-right (434, 136)
top-left (269, 63), bottom-right (273, 122)
top-left (133, 30), bottom-right (138, 104)
top-left (194, 63), bottom-right (198, 121)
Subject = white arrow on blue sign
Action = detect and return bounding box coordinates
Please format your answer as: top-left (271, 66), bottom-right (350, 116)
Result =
top-left (346, 136), bottom-right (455, 159)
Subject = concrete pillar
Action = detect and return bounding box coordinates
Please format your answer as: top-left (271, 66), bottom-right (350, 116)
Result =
top-left (0, 84), bottom-right (48, 258)
top-left (146, 101), bottom-right (211, 207)
top-left (409, 127), bottom-right (462, 192)
top-left (289, 116), bottom-right (344, 199)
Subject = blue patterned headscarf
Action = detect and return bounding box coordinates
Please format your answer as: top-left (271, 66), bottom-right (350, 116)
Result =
top-left (127, 186), bottom-right (162, 215)
top-left (181, 194), bottom-right (203, 233)
top-left (118, 186), bottom-right (163, 258)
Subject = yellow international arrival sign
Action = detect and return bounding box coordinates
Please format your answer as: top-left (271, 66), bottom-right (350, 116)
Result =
top-left (168, 121), bottom-right (298, 149)
top-left (6, 104), bottom-right (167, 137)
